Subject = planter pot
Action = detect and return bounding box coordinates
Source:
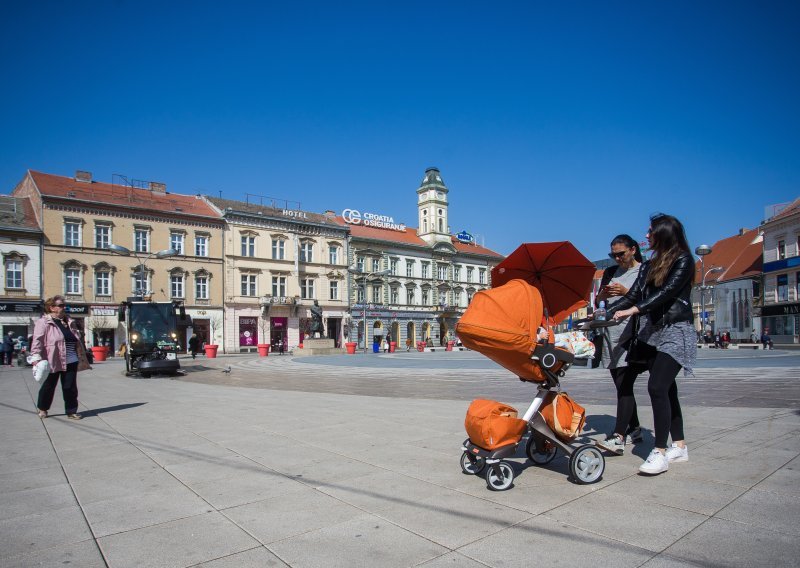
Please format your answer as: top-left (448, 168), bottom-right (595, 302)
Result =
top-left (204, 344), bottom-right (219, 359)
top-left (417, 341), bottom-right (425, 352)
top-left (345, 342), bottom-right (357, 355)
top-left (91, 346), bottom-right (107, 362)
top-left (446, 341), bottom-right (455, 352)
top-left (257, 344), bottom-right (270, 357)
top-left (389, 342), bottom-right (397, 353)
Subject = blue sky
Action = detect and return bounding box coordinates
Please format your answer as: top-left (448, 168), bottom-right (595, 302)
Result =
top-left (1, 1), bottom-right (798, 261)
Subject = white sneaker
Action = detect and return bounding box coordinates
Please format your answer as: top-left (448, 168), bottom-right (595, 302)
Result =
top-left (639, 450), bottom-right (669, 475)
top-left (665, 443), bottom-right (688, 463)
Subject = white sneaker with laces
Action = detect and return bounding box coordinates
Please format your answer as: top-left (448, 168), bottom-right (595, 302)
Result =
top-left (639, 449), bottom-right (669, 475)
top-left (665, 443), bottom-right (688, 463)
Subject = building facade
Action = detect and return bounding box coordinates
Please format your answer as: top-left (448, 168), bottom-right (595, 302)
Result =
top-left (343, 168), bottom-right (503, 350)
top-left (760, 198), bottom-right (800, 344)
top-left (0, 195), bottom-right (43, 340)
top-left (12, 170), bottom-right (225, 351)
top-left (206, 197), bottom-right (349, 353)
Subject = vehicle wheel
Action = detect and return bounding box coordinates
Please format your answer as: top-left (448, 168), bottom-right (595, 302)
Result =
top-left (485, 461), bottom-right (514, 491)
top-left (140, 372), bottom-right (151, 378)
top-left (569, 444), bottom-right (605, 484)
top-left (526, 433), bottom-right (558, 465)
top-left (460, 451), bottom-right (486, 475)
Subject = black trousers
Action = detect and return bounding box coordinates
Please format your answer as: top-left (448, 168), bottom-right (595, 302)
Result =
top-left (37, 361), bottom-right (79, 414)
top-left (611, 366), bottom-right (641, 436)
top-left (647, 351), bottom-right (684, 448)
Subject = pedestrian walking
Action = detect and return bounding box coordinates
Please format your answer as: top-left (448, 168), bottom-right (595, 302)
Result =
top-left (188, 334), bottom-right (200, 359)
top-left (594, 234), bottom-right (645, 456)
top-left (1, 331), bottom-right (14, 365)
top-left (406, 337), bottom-right (413, 352)
top-left (30, 295), bottom-right (92, 420)
top-left (609, 213), bottom-right (696, 476)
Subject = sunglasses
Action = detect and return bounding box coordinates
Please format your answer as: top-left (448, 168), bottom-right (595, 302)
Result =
top-left (53, 304), bottom-right (66, 308)
top-left (608, 251), bottom-right (627, 260)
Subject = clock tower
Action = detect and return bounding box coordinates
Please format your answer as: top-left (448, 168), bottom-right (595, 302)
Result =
top-left (416, 167), bottom-right (450, 246)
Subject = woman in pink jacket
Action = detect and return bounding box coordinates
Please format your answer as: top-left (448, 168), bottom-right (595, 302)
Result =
top-left (31, 296), bottom-right (91, 419)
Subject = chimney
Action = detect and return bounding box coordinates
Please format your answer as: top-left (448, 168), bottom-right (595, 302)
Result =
top-left (738, 227), bottom-right (748, 236)
top-left (324, 210), bottom-right (336, 218)
top-left (149, 182), bottom-right (167, 194)
top-left (75, 170), bottom-right (92, 183)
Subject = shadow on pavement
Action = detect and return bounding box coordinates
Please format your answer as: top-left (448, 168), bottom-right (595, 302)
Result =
top-left (79, 402), bottom-right (147, 417)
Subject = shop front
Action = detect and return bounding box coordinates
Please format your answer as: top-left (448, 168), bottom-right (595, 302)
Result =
top-left (64, 303), bottom-right (88, 334)
top-left (0, 300), bottom-right (42, 343)
top-left (761, 303), bottom-right (800, 344)
top-left (88, 304), bottom-right (120, 352)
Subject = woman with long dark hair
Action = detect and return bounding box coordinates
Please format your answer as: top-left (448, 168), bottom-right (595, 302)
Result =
top-left (609, 214), bottom-right (696, 475)
top-left (594, 234), bottom-right (644, 455)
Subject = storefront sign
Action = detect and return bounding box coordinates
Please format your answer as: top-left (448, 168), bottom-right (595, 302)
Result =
top-left (239, 317), bottom-right (258, 346)
top-left (341, 208), bottom-right (406, 232)
top-left (282, 209), bottom-right (308, 219)
top-left (0, 301), bottom-right (42, 313)
top-left (761, 303), bottom-right (800, 317)
top-left (91, 306), bottom-right (118, 316)
top-left (65, 304), bottom-right (88, 316)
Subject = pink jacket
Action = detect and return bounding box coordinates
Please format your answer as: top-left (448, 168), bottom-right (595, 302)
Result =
top-left (31, 315), bottom-right (91, 373)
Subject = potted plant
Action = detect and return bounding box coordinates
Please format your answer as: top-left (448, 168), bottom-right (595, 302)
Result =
top-left (204, 314), bottom-right (222, 358)
top-left (257, 314), bottom-right (270, 357)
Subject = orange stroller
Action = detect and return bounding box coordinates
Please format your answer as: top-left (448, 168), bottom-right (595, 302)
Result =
top-left (456, 278), bottom-right (605, 490)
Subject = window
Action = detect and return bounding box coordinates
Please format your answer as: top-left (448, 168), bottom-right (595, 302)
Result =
top-left (195, 235), bottom-right (209, 257)
top-left (422, 262), bottom-right (430, 279)
top-left (171, 232), bottom-right (185, 255)
top-left (391, 287), bottom-right (399, 304)
top-left (796, 272), bottom-right (800, 299)
top-left (372, 258), bottom-right (380, 272)
top-left (135, 229), bottom-right (150, 253)
top-left (195, 275), bottom-right (209, 300)
top-left (406, 288), bottom-right (415, 305)
top-left (390, 259), bottom-right (398, 275)
top-left (95, 271), bottom-right (110, 296)
top-left (777, 274), bottom-right (788, 302)
top-left (423, 218), bottom-right (428, 232)
top-left (437, 264), bottom-right (448, 280)
top-left (454, 289), bottom-right (462, 306)
top-left (301, 278), bottom-right (315, 299)
top-left (65, 268), bottom-right (81, 295)
top-left (329, 246), bottom-right (339, 265)
top-left (329, 280), bottom-right (339, 300)
top-left (454, 265), bottom-right (461, 281)
top-left (357, 286), bottom-right (365, 303)
top-left (95, 225), bottom-right (111, 249)
top-left (132, 270), bottom-right (150, 296)
top-left (479, 268), bottom-right (486, 284)
top-left (5, 260), bottom-right (22, 289)
top-left (300, 242), bottom-right (313, 263)
top-left (467, 267), bottom-right (474, 282)
top-left (241, 274), bottom-right (257, 296)
top-left (438, 218), bottom-right (444, 232)
top-left (356, 256), bottom-right (364, 271)
top-left (406, 260), bottom-right (414, 277)
top-left (467, 291), bottom-right (474, 304)
top-left (272, 275), bottom-right (286, 297)
top-left (170, 274), bottom-right (185, 299)
top-left (778, 240), bottom-right (786, 260)
top-left (272, 238), bottom-right (285, 260)
top-left (422, 288), bottom-right (429, 305)
top-left (64, 222), bottom-right (81, 247)
top-left (371, 285), bottom-right (382, 303)
top-left (241, 235), bottom-right (255, 257)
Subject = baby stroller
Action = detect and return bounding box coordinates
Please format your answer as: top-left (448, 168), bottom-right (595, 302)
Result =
top-left (456, 279), bottom-right (605, 490)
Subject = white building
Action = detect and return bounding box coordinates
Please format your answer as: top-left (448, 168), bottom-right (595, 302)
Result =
top-left (760, 198), bottom-right (800, 344)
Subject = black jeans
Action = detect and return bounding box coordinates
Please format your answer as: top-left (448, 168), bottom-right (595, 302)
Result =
top-left (611, 366), bottom-right (641, 436)
top-left (37, 361), bottom-right (79, 414)
top-left (647, 351), bottom-right (684, 449)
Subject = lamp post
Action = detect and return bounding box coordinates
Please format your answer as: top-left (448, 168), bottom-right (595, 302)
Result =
top-left (347, 266), bottom-right (390, 353)
top-left (702, 266), bottom-right (725, 335)
top-left (109, 244), bottom-right (178, 299)
top-left (695, 245), bottom-right (712, 333)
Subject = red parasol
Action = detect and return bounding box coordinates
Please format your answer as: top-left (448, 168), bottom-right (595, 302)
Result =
top-left (491, 242), bottom-right (595, 324)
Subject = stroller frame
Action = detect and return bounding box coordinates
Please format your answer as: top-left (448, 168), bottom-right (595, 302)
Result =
top-left (460, 341), bottom-right (605, 490)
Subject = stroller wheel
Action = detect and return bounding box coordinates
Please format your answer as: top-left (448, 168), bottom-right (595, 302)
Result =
top-left (460, 451), bottom-right (486, 475)
top-left (569, 444), bottom-right (605, 484)
top-left (526, 433), bottom-right (558, 465)
top-left (485, 461), bottom-right (514, 491)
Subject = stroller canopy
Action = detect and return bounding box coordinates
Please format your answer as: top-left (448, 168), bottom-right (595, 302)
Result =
top-left (456, 279), bottom-right (548, 382)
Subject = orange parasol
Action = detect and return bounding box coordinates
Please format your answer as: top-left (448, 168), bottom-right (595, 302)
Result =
top-left (491, 242), bottom-right (595, 324)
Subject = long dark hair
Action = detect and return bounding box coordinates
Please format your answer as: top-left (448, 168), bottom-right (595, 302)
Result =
top-left (610, 234), bottom-right (643, 263)
top-left (647, 213), bottom-right (693, 287)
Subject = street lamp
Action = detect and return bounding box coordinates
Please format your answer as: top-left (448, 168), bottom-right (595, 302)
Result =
top-left (109, 244), bottom-right (178, 298)
top-left (695, 245), bottom-right (712, 333)
top-left (347, 265), bottom-right (391, 353)
top-left (701, 266), bottom-right (725, 335)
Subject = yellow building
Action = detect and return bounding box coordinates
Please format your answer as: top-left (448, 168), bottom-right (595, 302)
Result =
top-left (12, 170), bottom-right (225, 351)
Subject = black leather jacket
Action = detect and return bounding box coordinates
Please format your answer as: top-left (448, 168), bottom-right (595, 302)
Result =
top-left (607, 252), bottom-right (694, 328)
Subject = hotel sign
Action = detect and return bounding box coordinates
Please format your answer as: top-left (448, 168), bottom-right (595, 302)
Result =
top-left (342, 208), bottom-right (406, 232)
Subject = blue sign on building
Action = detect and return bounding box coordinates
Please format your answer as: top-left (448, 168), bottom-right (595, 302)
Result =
top-left (456, 230), bottom-right (475, 244)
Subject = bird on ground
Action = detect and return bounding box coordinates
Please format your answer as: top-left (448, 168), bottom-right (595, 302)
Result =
top-left (222, 366), bottom-right (231, 374)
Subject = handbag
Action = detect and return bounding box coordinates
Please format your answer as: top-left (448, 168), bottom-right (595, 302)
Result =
top-left (540, 391), bottom-right (586, 441)
top-left (624, 315), bottom-right (654, 368)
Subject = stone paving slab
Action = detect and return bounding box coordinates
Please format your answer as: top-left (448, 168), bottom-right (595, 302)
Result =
top-left (2, 358), bottom-right (800, 567)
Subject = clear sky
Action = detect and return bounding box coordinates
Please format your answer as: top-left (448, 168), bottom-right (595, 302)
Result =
top-left (1, 1), bottom-right (798, 261)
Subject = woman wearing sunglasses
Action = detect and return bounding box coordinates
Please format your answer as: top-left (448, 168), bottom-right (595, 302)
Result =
top-left (609, 214), bottom-right (696, 475)
top-left (594, 235), bottom-right (644, 456)
top-left (31, 295), bottom-right (92, 420)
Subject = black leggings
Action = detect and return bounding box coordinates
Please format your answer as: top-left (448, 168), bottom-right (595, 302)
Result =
top-left (647, 351), bottom-right (684, 448)
top-left (37, 361), bottom-right (79, 414)
top-left (611, 366), bottom-right (640, 436)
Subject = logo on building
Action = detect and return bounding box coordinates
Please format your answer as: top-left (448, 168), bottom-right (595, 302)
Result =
top-left (341, 209), bottom-right (406, 232)
top-left (456, 230), bottom-right (475, 244)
